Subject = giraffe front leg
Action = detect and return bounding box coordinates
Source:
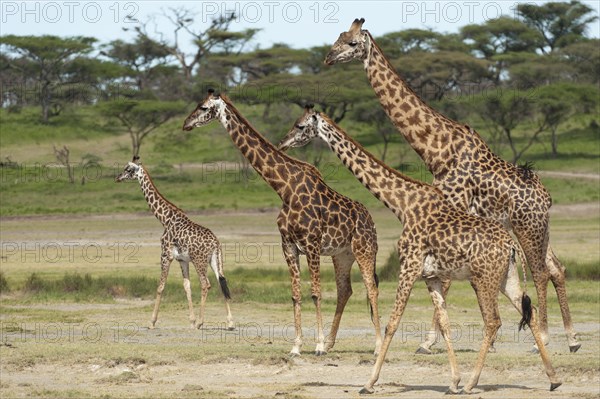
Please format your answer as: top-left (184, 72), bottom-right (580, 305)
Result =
top-left (150, 250), bottom-right (172, 329)
top-left (361, 252), bottom-right (421, 394)
top-left (306, 251), bottom-right (326, 356)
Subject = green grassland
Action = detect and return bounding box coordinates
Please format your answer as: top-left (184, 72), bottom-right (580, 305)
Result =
top-left (0, 104), bottom-right (598, 216)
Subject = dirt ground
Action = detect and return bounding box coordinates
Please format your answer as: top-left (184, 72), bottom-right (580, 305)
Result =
top-left (1, 300), bottom-right (599, 399)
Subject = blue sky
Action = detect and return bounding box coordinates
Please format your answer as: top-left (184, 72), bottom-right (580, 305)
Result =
top-left (2, 1), bottom-right (599, 51)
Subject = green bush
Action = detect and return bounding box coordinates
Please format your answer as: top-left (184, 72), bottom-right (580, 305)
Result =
top-left (0, 271), bottom-right (10, 293)
top-left (378, 250), bottom-right (400, 282)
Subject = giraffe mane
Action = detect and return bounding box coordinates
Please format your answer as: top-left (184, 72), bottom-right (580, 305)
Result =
top-left (218, 94), bottom-right (325, 181)
top-left (142, 165), bottom-right (188, 216)
top-left (318, 112), bottom-right (435, 190)
top-left (365, 31), bottom-right (459, 130)
top-left (517, 161), bottom-right (536, 181)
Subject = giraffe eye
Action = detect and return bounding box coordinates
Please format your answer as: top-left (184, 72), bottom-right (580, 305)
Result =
top-left (200, 106), bottom-right (208, 111)
top-left (296, 124), bottom-right (305, 130)
top-left (349, 41), bottom-right (358, 47)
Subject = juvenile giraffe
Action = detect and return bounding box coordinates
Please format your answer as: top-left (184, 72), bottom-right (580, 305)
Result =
top-left (325, 18), bottom-right (580, 353)
top-left (278, 106), bottom-right (561, 394)
top-left (116, 157), bottom-right (234, 330)
top-left (182, 90), bottom-right (382, 356)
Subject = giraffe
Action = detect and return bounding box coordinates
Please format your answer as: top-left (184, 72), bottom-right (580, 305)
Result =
top-left (116, 156), bottom-right (234, 330)
top-left (278, 105), bottom-right (561, 394)
top-left (182, 90), bottom-right (382, 356)
top-left (324, 18), bottom-right (580, 353)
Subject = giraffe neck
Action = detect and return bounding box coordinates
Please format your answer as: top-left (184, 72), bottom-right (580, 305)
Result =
top-left (317, 115), bottom-right (428, 223)
top-left (217, 100), bottom-right (315, 202)
top-left (137, 167), bottom-right (185, 226)
top-left (363, 32), bottom-right (474, 177)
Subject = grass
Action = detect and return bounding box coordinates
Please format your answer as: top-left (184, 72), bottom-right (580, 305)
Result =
top-left (378, 249), bottom-right (600, 283)
top-left (0, 104), bottom-right (598, 216)
top-left (0, 157), bottom-right (597, 216)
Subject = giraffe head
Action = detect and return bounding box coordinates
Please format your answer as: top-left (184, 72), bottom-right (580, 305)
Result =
top-left (116, 156), bottom-right (143, 182)
top-left (324, 18), bottom-right (369, 65)
top-left (278, 104), bottom-right (320, 151)
top-left (182, 89), bottom-right (225, 131)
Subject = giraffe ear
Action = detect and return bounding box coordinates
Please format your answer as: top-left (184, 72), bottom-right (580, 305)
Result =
top-left (350, 17), bottom-right (365, 33)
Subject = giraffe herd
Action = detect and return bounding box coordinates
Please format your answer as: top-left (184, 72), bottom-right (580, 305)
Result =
top-left (115, 18), bottom-right (579, 394)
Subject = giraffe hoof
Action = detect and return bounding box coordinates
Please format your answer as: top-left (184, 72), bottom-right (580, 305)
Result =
top-left (529, 347), bottom-right (540, 354)
top-left (315, 350), bottom-right (327, 356)
top-left (227, 326), bottom-right (235, 331)
top-left (415, 346), bottom-right (432, 355)
top-left (550, 382), bottom-right (562, 391)
top-left (488, 346), bottom-right (497, 353)
top-left (445, 388), bottom-right (462, 395)
top-left (359, 386), bottom-right (374, 394)
top-left (289, 351), bottom-right (301, 358)
top-left (569, 343), bottom-right (581, 353)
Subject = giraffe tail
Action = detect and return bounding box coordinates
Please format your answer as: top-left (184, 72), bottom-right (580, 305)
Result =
top-left (519, 293), bottom-right (533, 331)
top-left (514, 244), bottom-right (528, 292)
top-left (368, 268), bottom-right (379, 322)
top-left (513, 245), bottom-right (532, 331)
top-left (211, 246), bottom-right (232, 300)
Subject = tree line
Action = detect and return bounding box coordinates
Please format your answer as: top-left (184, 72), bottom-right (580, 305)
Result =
top-left (1, 1), bottom-right (598, 162)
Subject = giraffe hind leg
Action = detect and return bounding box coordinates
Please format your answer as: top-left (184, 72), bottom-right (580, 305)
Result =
top-left (416, 279), bottom-right (451, 355)
top-left (463, 276), bottom-right (503, 394)
top-left (425, 278), bottom-right (461, 393)
top-left (211, 247), bottom-right (234, 330)
top-left (325, 251), bottom-right (354, 353)
top-left (546, 247), bottom-right (580, 351)
top-left (500, 260), bottom-right (562, 390)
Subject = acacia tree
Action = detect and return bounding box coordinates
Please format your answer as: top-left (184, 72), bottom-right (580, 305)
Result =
top-left (102, 36), bottom-right (173, 92)
top-left (535, 83), bottom-right (599, 157)
top-left (99, 100), bottom-right (184, 157)
top-left (517, 0), bottom-right (598, 54)
top-left (461, 17), bottom-right (541, 83)
top-left (0, 35), bottom-right (96, 122)
top-left (134, 9), bottom-right (259, 80)
top-left (474, 91), bottom-right (539, 163)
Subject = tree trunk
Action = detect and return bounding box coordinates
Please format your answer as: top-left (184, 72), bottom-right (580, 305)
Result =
top-left (551, 126), bottom-right (558, 157)
top-left (505, 128), bottom-right (519, 164)
top-left (41, 83), bottom-right (51, 124)
top-left (130, 132), bottom-right (141, 157)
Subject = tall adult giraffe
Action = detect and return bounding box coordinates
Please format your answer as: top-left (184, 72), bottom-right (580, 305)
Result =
top-left (182, 90), bottom-right (382, 356)
top-left (278, 106), bottom-right (561, 394)
top-left (324, 18), bottom-right (579, 353)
